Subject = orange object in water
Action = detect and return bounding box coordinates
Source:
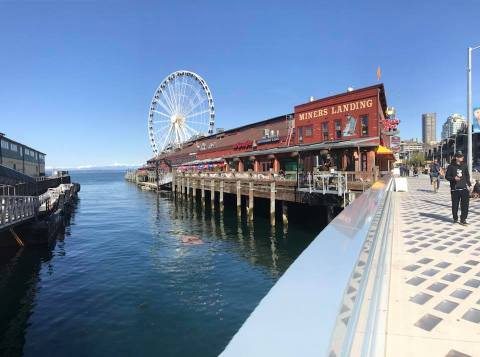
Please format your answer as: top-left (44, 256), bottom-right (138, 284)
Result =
top-left (181, 235), bottom-right (204, 245)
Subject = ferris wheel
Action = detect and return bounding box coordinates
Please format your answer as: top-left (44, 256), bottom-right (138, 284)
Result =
top-left (148, 70), bottom-right (215, 155)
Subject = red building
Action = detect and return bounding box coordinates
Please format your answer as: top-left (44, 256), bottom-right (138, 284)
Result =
top-left (149, 84), bottom-right (393, 179)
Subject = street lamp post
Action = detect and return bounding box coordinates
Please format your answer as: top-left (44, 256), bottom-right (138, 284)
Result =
top-left (467, 45), bottom-right (480, 177)
top-left (440, 140), bottom-right (444, 166)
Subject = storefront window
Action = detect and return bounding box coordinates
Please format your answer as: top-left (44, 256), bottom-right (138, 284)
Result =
top-left (261, 161), bottom-right (272, 172)
top-left (322, 122), bottom-right (329, 140)
top-left (361, 115), bottom-right (369, 136)
top-left (280, 158), bottom-right (298, 180)
top-left (305, 126), bottom-right (313, 137)
top-left (298, 127), bottom-right (303, 143)
top-left (335, 120), bottom-right (342, 139)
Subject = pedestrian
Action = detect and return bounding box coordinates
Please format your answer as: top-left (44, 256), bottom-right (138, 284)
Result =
top-left (445, 151), bottom-right (472, 225)
top-left (471, 179), bottom-right (480, 199)
top-left (429, 159), bottom-right (441, 190)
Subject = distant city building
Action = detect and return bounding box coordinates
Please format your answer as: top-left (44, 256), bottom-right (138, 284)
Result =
top-left (441, 113), bottom-right (466, 140)
top-left (422, 113), bottom-right (437, 145)
top-left (399, 138), bottom-right (424, 160)
top-left (0, 133), bottom-right (45, 176)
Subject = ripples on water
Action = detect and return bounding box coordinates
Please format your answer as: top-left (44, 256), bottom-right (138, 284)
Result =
top-left (0, 171), bottom-right (324, 357)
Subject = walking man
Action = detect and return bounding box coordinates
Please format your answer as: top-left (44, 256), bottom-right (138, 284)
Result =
top-left (445, 151), bottom-right (472, 225)
top-left (430, 159), bottom-right (441, 190)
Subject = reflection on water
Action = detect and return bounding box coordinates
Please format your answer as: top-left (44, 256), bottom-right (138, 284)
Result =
top-left (0, 205), bottom-right (77, 357)
top-left (0, 171), bottom-right (324, 357)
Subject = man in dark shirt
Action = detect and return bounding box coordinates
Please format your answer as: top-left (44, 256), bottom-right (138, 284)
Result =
top-left (429, 159), bottom-right (441, 190)
top-left (445, 151), bottom-right (472, 225)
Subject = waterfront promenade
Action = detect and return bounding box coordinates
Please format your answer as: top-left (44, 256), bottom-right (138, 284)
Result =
top-left (387, 176), bottom-right (480, 357)
top-left (221, 174), bottom-right (480, 356)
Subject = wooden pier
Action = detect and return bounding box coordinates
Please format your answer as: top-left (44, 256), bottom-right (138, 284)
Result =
top-left (0, 183), bottom-right (80, 246)
top-left (126, 167), bottom-right (378, 225)
top-left (169, 171), bottom-right (374, 225)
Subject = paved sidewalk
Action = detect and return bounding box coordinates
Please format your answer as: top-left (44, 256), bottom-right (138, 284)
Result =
top-left (386, 176), bottom-right (480, 357)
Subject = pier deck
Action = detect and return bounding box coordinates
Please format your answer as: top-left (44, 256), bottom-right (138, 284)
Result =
top-left (386, 176), bottom-right (480, 356)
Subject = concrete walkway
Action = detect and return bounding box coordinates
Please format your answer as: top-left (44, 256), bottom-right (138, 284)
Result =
top-left (386, 176), bottom-right (480, 357)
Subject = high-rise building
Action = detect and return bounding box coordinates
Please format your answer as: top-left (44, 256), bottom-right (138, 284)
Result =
top-left (441, 113), bottom-right (467, 140)
top-left (422, 113), bottom-right (437, 144)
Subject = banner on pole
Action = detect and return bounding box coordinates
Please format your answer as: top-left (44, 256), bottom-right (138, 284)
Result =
top-left (474, 107), bottom-right (480, 133)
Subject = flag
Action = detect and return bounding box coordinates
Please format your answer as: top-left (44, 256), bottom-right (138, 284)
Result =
top-left (376, 66), bottom-right (381, 81)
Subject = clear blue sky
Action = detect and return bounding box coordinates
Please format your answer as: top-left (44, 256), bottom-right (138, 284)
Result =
top-left (0, 0), bottom-right (479, 168)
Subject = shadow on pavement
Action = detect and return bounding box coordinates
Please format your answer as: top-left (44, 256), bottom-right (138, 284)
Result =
top-left (418, 212), bottom-right (453, 223)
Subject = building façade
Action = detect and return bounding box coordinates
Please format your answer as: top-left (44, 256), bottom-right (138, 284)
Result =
top-left (148, 84), bottom-right (393, 178)
top-left (0, 133), bottom-right (46, 177)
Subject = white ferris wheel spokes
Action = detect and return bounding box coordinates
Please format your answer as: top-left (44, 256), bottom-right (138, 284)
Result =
top-left (148, 70), bottom-right (215, 156)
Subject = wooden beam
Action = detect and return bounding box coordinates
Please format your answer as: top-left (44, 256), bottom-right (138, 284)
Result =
top-left (248, 181), bottom-right (254, 220)
top-left (211, 180), bottom-right (215, 208)
top-left (236, 180), bottom-right (241, 216)
top-left (220, 180), bottom-right (224, 211)
top-left (270, 182), bottom-right (276, 226)
top-left (9, 228), bottom-right (24, 247)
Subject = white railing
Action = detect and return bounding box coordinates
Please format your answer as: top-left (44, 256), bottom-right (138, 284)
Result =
top-left (0, 185), bottom-right (16, 196)
top-left (0, 195), bottom-right (39, 229)
top-left (220, 176), bottom-right (394, 357)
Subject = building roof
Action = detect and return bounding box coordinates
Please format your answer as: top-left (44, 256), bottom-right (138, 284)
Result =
top-left (224, 137), bottom-right (380, 159)
top-left (294, 83), bottom-right (387, 113)
top-left (0, 133), bottom-right (46, 155)
top-left (153, 114), bottom-right (292, 162)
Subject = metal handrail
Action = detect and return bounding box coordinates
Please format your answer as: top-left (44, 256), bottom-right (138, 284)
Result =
top-left (0, 195), bottom-right (39, 229)
top-left (337, 177), bottom-right (394, 356)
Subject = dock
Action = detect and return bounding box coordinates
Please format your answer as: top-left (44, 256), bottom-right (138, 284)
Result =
top-left (126, 169), bottom-right (379, 224)
top-left (0, 166), bottom-right (80, 246)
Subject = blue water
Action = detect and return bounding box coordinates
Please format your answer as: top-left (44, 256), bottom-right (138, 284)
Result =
top-left (0, 171), bottom-right (321, 357)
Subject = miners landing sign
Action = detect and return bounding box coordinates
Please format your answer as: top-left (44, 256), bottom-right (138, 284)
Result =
top-left (298, 99), bottom-right (374, 121)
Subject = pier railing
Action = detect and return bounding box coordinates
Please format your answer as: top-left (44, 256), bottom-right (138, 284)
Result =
top-left (220, 175), bottom-right (394, 357)
top-left (0, 195), bottom-right (39, 230)
top-left (1, 176), bottom-right (71, 196)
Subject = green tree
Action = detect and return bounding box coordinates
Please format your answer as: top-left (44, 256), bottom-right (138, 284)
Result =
top-left (406, 152), bottom-right (425, 167)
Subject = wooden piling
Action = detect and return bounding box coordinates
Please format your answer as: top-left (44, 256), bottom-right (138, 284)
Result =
top-left (219, 180), bottom-right (224, 211)
top-left (201, 179), bottom-right (205, 205)
top-left (248, 181), bottom-right (254, 220)
top-left (327, 206), bottom-right (335, 223)
top-left (236, 180), bottom-right (241, 216)
top-left (270, 181), bottom-right (276, 226)
top-left (210, 180), bottom-right (215, 207)
top-left (193, 179), bottom-right (196, 199)
top-left (9, 228), bottom-right (24, 247)
top-left (172, 174), bottom-right (176, 194)
top-left (282, 201), bottom-right (288, 225)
